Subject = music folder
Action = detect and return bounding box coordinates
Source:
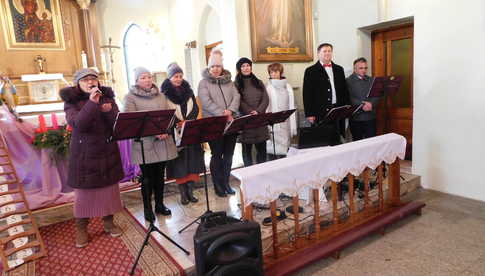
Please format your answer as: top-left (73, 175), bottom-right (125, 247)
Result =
top-left (267, 109), bottom-right (296, 125)
top-left (111, 109), bottom-right (175, 141)
top-left (323, 105), bottom-right (362, 122)
top-left (176, 116), bottom-right (228, 147)
top-left (367, 76), bottom-right (403, 98)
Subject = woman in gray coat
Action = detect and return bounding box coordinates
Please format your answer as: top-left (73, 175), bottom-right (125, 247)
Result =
top-left (123, 67), bottom-right (177, 222)
top-left (198, 49), bottom-right (240, 197)
top-left (234, 57), bottom-right (269, 166)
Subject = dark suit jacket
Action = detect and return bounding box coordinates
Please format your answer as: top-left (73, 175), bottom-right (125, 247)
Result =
top-left (303, 61), bottom-right (350, 121)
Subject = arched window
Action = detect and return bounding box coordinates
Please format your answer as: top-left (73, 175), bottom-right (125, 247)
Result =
top-left (123, 24), bottom-right (151, 87)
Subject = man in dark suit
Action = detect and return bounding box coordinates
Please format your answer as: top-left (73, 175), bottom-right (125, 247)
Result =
top-left (302, 43), bottom-right (350, 144)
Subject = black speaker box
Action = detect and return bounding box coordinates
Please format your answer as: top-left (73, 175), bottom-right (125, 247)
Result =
top-left (193, 211), bottom-right (263, 276)
top-left (298, 123), bottom-right (340, 149)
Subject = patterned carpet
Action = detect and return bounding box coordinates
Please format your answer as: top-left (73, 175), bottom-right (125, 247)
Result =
top-left (3, 209), bottom-right (184, 275)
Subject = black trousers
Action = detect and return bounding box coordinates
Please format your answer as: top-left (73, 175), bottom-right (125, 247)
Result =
top-left (139, 161), bottom-right (166, 207)
top-left (350, 119), bottom-right (377, 141)
top-left (208, 134), bottom-right (237, 190)
top-left (242, 142), bottom-right (267, 166)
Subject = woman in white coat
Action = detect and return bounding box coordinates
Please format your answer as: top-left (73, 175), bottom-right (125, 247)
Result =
top-left (265, 63), bottom-right (297, 159)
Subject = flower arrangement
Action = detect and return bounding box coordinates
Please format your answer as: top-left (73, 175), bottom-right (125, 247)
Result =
top-left (31, 114), bottom-right (72, 158)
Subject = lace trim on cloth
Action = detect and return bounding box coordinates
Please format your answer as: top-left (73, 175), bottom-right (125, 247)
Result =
top-left (232, 133), bottom-right (406, 206)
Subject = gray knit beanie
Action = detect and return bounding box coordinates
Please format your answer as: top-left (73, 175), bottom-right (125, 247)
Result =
top-left (133, 66), bottom-right (151, 81)
top-left (73, 68), bottom-right (98, 84)
top-left (167, 62), bottom-right (183, 79)
top-left (207, 49), bottom-right (223, 68)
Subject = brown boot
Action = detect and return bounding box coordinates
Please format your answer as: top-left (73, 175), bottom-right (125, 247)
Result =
top-left (103, 215), bottom-right (122, 237)
top-left (75, 218), bottom-right (89, 248)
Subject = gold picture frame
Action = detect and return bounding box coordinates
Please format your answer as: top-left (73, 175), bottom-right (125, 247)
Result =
top-left (249, 0), bottom-right (314, 62)
top-left (0, 0), bottom-right (65, 50)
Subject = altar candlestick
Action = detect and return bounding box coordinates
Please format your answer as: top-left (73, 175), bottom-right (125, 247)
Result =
top-left (100, 53), bottom-right (107, 73)
top-left (81, 51), bottom-right (88, 68)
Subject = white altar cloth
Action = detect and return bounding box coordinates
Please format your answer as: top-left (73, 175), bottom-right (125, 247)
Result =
top-left (232, 133), bottom-right (406, 206)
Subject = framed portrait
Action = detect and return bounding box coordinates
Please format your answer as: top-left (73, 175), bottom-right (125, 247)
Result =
top-left (0, 0), bottom-right (65, 50)
top-left (249, 0), bottom-right (314, 62)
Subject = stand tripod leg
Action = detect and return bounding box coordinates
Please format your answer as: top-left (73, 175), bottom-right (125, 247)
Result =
top-left (131, 222), bottom-right (190, 275)
top-left (154, 227), bottom-right (190, 255)
top-left (178, 158), bottom-right (212, 234)
top-left (178, 215), bottom-right (201, 234)
top-left (271, 124), bottom-right (277, 157)
top-left (130, 223), bottom-right (154, 275)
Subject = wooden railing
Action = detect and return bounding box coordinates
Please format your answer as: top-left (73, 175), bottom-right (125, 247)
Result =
top-left (240, 158), bottom-right (424, 275)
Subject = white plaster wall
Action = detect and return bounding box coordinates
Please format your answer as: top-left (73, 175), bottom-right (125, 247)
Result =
top-left (96, 0), bottom-right (173, 97)
top-left (385, 0), bottom-right (485, 201)
top-left (314, 0), bottom-right (378, 74)
top-left (204, 9), bottom-right (222, 45)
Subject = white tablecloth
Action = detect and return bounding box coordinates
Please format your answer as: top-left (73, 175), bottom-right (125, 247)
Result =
top-left (232, 133), bottom-right (406, 206)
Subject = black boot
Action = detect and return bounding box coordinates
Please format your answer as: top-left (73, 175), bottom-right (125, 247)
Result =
top-left (141, 178), bottom-right (155, 222)
top-left (224, 182), bottom-right (236, 195)
top-left (213, 180), bottom-right (227, 197)
top-left (186, 181), bottom-right (199, 203)
top-left (178, 184), bottom-right (190, 205)
top-left (154, 182), bottom-right (171, 216)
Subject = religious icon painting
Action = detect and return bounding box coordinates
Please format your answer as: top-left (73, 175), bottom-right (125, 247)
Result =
top-left (249, 0), bottom-right (314, 62)
top-left (0, 0), bottom-right (65, 50)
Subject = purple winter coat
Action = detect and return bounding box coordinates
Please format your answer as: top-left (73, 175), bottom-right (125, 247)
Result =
top-left (60, 86), bottom-right (124, 189)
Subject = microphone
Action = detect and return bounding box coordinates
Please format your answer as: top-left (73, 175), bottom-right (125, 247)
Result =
top-left (89, 85), bottom-right (103, 95)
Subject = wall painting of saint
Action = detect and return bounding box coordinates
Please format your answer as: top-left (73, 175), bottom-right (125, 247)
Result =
top-left (249, 0), bottom-right (313, 62)
top-left (0, 0), bottom-right (65, 50)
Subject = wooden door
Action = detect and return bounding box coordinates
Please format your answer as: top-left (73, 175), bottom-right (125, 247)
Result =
top-left (205, 41), bottom-right (223, 65)
top-left (372, 25), bottom-right (413, 159)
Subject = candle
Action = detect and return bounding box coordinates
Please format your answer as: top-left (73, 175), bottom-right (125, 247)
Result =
top-left (100, 52), bottom-right (107, 73)
top-left (38, 115), bottom-right (47, 132)
top-left (51, 113), bottom-right (58, 130)
top-left (81, 51), bottom-right (88, 68)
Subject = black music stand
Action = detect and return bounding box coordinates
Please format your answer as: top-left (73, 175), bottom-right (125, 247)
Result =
top-left (322, 104), bottom-right (362, 123)
top-left (177, 116), bottom-right (228, 234)
top-left (267, 109), bottom-right (296, 157)
top-left (367, 76), bottom-right (403, 98)
top-left (367, 76), bottom-right (402, 138)
top-left (223, 112), bottom-right (274, 162)
top-left (110, 110), bottom-right (190, 275)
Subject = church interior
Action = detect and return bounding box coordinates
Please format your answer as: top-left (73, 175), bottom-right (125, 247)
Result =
top-left (1, 0), bottom-right (485, 275)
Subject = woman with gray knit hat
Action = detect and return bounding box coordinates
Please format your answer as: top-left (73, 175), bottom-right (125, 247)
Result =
top-left (123, 67), bottom-right (177, 222)
top-left (162, 62), bottom-right (204, 205)
top-left (60, 68), bottom-right (124, 248)
top-left (198, 49), bottom-right (240, 197)
top-left (235, 57), bottom-right (269, 166)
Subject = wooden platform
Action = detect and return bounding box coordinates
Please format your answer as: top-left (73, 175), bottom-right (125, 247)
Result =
top-left (264, 201), bottom-right (426, 276)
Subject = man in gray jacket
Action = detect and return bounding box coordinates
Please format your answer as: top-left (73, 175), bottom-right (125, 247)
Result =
top-left (346, 57), bottom-right (380, 140)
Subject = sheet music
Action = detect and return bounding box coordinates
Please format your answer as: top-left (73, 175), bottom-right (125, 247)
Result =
top-left (6, 214), bottom-right (22, 224)
top-left (12, 237), bottom-right (28, 248)
top-left (8, 225), bottom-right (24, 236)
top-left (8, 259), bottom-right (24, 269)
top-left (0, 203), bottom-right (16, 214)
top-left (0, 194), bottom-right (13, 204)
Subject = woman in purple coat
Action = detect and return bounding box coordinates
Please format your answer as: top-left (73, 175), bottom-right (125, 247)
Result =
top-left (60, 68), bottom-right (124, 248)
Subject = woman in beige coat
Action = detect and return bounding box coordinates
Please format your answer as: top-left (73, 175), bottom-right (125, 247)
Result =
top-left (123, 67), bottom-right (177, 222)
